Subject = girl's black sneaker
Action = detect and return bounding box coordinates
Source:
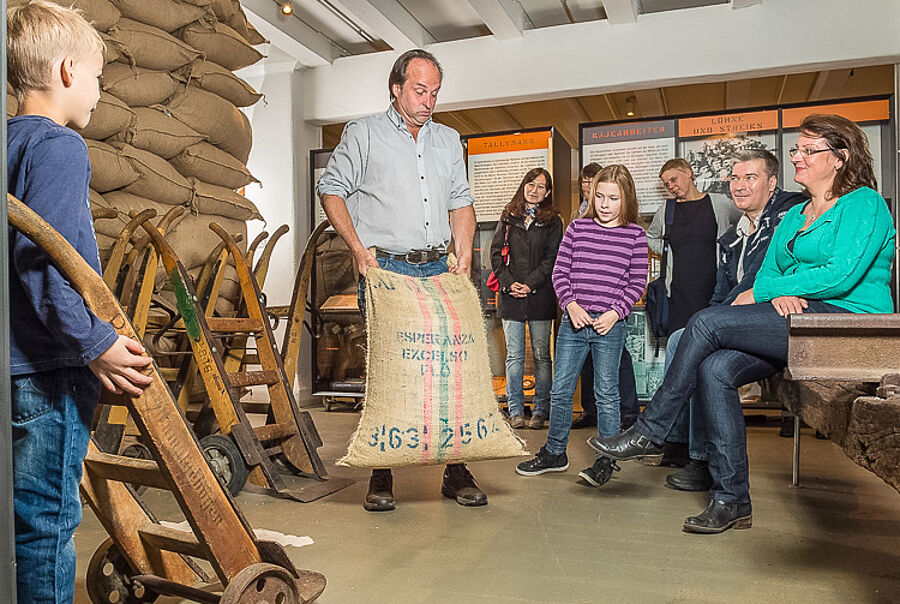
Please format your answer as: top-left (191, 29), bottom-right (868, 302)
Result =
top-left (515, 446), bottom-right (568, 476)
top-left (577, 456), bottom-right (620, 487)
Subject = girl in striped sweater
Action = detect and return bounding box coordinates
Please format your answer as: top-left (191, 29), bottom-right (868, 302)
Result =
top-left (516, 165), bottom-right (648, 487)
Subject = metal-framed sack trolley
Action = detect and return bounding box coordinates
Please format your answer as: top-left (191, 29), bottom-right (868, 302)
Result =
top-left (7, 193), bottom-right (326, 603)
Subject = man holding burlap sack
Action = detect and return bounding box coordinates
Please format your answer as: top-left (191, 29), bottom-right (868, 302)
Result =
top-left (318, 49), bottom-right (485, 512)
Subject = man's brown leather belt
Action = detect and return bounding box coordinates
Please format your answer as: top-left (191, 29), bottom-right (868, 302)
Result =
top-left (375, 248), bottom-right (446, 265)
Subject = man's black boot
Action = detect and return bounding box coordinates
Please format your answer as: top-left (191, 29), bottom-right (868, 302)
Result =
top-left (666, 459), bottom-right (713, 491)
top-left (441, 463), bottom-right (488, 507)
top-left (586, 426), bottom-right (663, 462)
top-left (364, 469), bottom-right (395, 512)
top-left (683, 499), bottom-right (752, 534)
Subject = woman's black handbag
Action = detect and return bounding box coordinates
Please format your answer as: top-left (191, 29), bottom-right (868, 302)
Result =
top-left (646, 199), bottom-right (675, 339)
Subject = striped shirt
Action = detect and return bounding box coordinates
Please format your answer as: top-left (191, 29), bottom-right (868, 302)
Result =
top-left (552, 218), bottom-right (648, 319)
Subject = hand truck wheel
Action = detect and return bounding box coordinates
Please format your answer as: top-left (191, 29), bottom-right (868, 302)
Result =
top-left (86, 538), bottom-right (158, 604)
top-left (220, 563), bottom-right (299, 604)
top-left (200, 433), bottom-right (250, 496)
top-left (120, 442), bottom-right (153, 495)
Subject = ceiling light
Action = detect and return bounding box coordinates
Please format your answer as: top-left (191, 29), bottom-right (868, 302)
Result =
top-left (625, 96), bottom-right (636, 117)
top-left (281, 2), bottom-right (293, 15)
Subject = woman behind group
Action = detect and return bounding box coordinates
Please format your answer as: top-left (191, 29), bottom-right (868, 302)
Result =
top-left (490, 168), bottom-right (563, 430)
top-left (516, 165), bottom-right (647, 488)
top-left (589, 114), bottom-right (895, 534)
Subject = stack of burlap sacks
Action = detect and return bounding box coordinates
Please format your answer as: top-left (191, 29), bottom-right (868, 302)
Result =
top-left (7, 0), bottom-right (267, 317)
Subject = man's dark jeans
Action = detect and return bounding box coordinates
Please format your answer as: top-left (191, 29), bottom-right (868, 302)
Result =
top-left (634, 301), bottom-right (849, 504)
top-left (580, 348), bottom-right (639, 429)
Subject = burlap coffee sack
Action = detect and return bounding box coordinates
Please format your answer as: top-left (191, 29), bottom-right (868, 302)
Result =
top-left (112, 143), bottom-right (194, 205)
top-left (190, 179), bottom-right (262, 221)
top-left (179, 21), bottom-right (264, 72)
top-left (339, 268), bottom-right (528, 467)
top-left (9, 0), bottom-right (120, 32)
top-left (109, 107), bottom-right (206, 159)
top-left (87, 139), bottom-right (140, 193)
top-left (224, 9), bottom-right (267, 45)
top-left (210, 0), bottom-right (238, 22)
top-left (110, 19), bottom-right (202, 71)
top-left (100, 63), bottom-right (178, 107)
top-left (74, 91), bottom-right (135, 139)
top-left (171, 142), bottom-right (258, 189)
top-left (100, 32), bottom-right (130, 64)
top-left (175, 61), bottom-right (262, 108)
top-left (111, 0), bottom-right (209, 33)
top-left (165, 86), bottom-right (252, 163)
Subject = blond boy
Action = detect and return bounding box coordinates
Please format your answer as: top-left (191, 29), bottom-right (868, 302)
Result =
top-left (7, 2), bottom-right (152, 601)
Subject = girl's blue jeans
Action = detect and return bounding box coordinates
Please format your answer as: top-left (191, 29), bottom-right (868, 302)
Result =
top-left (545, 314), bottom-right (625, 456)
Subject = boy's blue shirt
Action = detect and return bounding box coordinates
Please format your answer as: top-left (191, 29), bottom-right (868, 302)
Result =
top-left (7, 115), bottom-right (117, 375)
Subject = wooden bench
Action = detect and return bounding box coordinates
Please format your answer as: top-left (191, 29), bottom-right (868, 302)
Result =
top-left (763, 313), bottom-right (900, 494)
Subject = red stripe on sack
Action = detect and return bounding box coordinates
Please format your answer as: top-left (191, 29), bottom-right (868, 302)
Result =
top-left (410, 277), bottom-right (434, 463)
top-left (433, 277), bottom-right (465, 458)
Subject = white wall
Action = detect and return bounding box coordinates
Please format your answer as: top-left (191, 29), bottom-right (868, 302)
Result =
top-left (238, 50), bottom-right (322, 402)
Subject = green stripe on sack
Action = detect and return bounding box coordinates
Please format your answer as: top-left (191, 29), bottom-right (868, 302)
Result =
top-left (423, 278), bottom-right (452, 461)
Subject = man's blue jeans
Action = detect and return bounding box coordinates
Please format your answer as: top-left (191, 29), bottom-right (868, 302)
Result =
top-left (12, 366), bottom-right (99, 604)
top-left (634, 301), bottom-right (849, 504)
top-left (357, 257), bottom-right (449, 317)
top-left (546, 315), bottom-right (625, 456)
top-left (501, 319), bottom-right (552, 419)
top-left (661, 328), bottom-right (707, 461)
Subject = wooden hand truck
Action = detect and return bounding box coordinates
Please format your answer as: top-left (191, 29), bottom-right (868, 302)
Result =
top-left (6, 193), bottom-right (326, 604)
top-left (92, 207), bottom-right (187, 458)
top-left (265, 220), bottom-right (331, 389)
top-left (140, 220), bottom-right (352, 502)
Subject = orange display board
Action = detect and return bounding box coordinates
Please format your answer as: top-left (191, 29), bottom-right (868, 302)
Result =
top-left (782, 99), bottom-right (890, 128)
top-left (678, 110), bottom-right (778, 138)
top-left (467, 130), bottom-right (552, 155)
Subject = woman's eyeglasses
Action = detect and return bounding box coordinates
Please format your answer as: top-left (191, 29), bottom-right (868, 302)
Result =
top-left (788, 146), bottom-right (839, 158)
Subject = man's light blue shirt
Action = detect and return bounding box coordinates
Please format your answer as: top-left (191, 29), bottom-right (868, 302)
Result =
top-left (317, 104), bottom-right (474, 254)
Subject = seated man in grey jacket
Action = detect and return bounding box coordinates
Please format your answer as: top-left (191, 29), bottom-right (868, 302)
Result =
top-left (663, 148), bottom-right (803, 491)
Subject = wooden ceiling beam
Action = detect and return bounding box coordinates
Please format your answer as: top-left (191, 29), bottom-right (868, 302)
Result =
top-left (634, 88), bottom-right (665, 117)
top-left (600, 0), bottom-right (641, 25)
top-left (808, 68), bottom-right (852, 101)
top-left (325, 0), bottom-right (435, 51)
top-left (465, 0), bottom-right (527, 39)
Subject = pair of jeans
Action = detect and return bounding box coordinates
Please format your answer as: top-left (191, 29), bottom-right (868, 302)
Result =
top-left (12, 366), bottom-right (99, 604)
top-left (356, 257), bottom-right (449, 318)
top-left (661, 328), bottom-right (707, 461)
top-left (580, 347), bottom-right (639, 429)
top-left (501, 319), bottom-right (552, 418)
top-left (634, 301), bottom-right (849, 504)
top-left (545, 314), bottom-right (626, 456)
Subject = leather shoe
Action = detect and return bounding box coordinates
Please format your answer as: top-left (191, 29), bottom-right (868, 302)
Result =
top-left (441, 463), bottom-right (488, 506)
top-left (586, 426), bottom-right (663, 462)
top-left (683, 499), bottom-right (752, 534)
top-left (666, 459), bottom-right (713, 491)
top-left (364, 469), bottom-right (395, 512)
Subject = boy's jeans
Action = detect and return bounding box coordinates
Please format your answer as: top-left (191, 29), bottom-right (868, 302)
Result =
top-left (12, 366), bottom-right (98, 604)
top-left (546, 315), bottom-right (625, 455)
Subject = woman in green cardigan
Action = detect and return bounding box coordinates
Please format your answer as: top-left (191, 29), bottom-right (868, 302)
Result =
top-left (586, 114), bottom-right (895, 534)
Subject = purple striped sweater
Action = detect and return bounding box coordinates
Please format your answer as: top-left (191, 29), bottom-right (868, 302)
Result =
top-left (552, 218), bottom-right (648, 319)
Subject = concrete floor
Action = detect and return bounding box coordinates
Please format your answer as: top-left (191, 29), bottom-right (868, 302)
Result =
top-left (74, 407), bottom-right (900, 604)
